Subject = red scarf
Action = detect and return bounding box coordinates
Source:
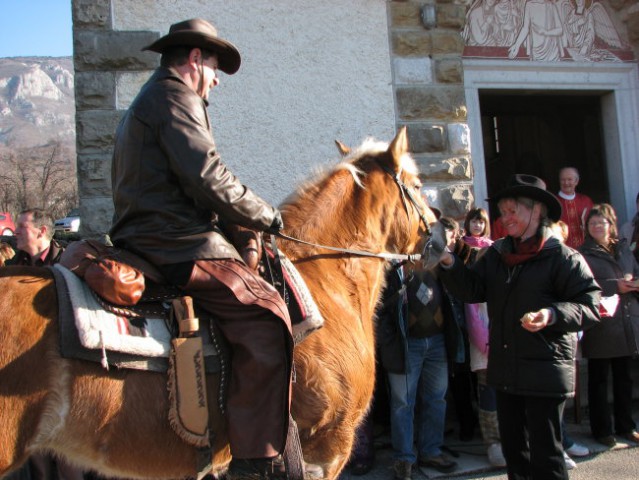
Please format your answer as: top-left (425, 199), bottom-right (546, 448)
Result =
top-left (501, 234), bottom-right (546, 267)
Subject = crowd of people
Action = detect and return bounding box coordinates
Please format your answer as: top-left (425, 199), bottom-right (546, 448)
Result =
top-left (3, 178), bottom-right (639, 480)
top-left (1, 16), bottom-right (639, 480)
top-left (3, 167), bottom-right (638, 480)
top-left (346, 169), bottom-right (639, 480)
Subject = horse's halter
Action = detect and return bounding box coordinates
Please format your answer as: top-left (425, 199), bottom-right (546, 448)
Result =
top-left (272, 164), bottom-right (439, 264)
top-left (380, 166), bottom-right (448, 269)
top-left (380, 165), bottom-right (432, 238)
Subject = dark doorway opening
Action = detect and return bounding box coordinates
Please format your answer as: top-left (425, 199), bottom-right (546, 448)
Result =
top-left (479, 92), bottom-right (609, 220)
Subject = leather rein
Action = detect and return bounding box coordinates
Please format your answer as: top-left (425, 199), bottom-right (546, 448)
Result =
top-left (272, 167), bottom-right (436, 264)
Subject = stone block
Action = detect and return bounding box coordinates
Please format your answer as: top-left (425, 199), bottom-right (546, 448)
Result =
top-left (74, 72), bottom-right (116, 110)
top-left (72, 0), bottom-right (111, 28)
top-left (391, 31), bottom-right (432, 57)
top-left (435, 58), bottom-right (462, 83)
top-left (393, 57), bottom-right (433, 84)
top-left (406, 123), bottom-right (446, 153)
top-left (75, 31), bottom-right (160, 72)
top-left (447, 123), bottom-right (470, 154)
top-left (430, 30), bottom-right (465, 55)
top-left (415, 155), bottom-right (471, 180)
top-left (77, 153), bottom-right (112, 198)
top-left (436, 4), bottom-right (467, 29)
top-left (396, 86), bottom-right (467, 121)
top-left (76, 110), bottom-right (124, 153)
top-left (390, 2), bottom-right (423, 28)
top-left (116, 72), bottom-right (153, 110)
top-left (439, 184), bottom-right (474, 218)
top-left (79, 196), bottom-right (114, 237)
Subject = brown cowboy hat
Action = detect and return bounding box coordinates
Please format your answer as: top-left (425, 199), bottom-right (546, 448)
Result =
top-left (489, 174), bottom-right (562, 222)
top-left (143, 18), bottom-right (241, 75)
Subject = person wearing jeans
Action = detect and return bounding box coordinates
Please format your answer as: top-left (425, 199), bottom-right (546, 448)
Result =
top-left (387, 334), bottom-right (449, 471)
top-left (378, 253), bottom-right (458, 480)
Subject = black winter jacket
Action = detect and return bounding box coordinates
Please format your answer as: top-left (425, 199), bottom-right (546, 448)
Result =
top-left (7, 240), bottom-right (64, 266)
top-left (439, 230), bottom-right (600, 398)
top-left (579, 237), bottom-right (639, 358)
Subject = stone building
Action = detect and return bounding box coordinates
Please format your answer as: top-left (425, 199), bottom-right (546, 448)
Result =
top-left (73, 0), bottom-right (639, 236)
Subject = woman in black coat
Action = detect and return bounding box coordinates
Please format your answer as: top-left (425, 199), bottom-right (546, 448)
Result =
top-left (437, 175), bottom-right (600, 480)
top-left (579, 203), bottom-right (639, 447)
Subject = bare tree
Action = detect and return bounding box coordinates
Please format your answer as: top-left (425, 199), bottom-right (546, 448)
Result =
top-left (0, 141), bottom-right (77, 219)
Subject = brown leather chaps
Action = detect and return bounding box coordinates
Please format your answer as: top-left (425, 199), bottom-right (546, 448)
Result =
top-left (179, 259), bottom-right (293, 459)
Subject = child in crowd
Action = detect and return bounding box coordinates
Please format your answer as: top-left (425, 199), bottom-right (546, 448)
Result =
top-left (461, 208), bottom-right (506, 467)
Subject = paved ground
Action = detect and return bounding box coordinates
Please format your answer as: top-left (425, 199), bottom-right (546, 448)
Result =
top-left (338, 405), bottom-right (639, 480)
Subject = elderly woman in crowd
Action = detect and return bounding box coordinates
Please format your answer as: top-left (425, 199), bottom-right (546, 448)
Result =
top-left (437, 174), bottom-right (600, 480)
top-left (579, 203), bottom-right (639, 447)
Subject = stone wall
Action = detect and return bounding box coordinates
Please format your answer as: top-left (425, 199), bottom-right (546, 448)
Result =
top-left (73, 1), bottom-right (639, 234)
top-left (386, 0), bottom-right (639, 221)
top-left (72, 0), bottom-right (395, 237)
top-left (72, 0), bottom-right (158, 237)
top-left (388, 0), bottom-right (473, 219)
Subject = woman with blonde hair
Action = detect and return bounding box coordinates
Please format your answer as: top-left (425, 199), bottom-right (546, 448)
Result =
top-left (438, 174), bottom-right (600, 480)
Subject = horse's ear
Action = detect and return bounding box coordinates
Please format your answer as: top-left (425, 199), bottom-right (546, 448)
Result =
top-left (335, 140), bottom-right (350, 157)
top-left (387, 126), bottom-right (408, 172)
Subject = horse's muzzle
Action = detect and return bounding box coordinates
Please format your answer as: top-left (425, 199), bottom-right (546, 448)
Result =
top-left (421, 222), bottom-right (447, 270)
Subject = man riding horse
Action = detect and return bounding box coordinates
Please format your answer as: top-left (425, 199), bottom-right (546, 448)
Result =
top-left (109, 18), bottom-right (293, 480)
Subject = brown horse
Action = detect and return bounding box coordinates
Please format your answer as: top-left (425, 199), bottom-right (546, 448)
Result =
top-left (0, 127), bottom-right (437, 480)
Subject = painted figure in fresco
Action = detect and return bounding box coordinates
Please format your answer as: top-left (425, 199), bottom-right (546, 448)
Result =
top-left (464, 0), bottom-right (499, 46)
top-left (464, 0), bottom-right (628, 63)
top-left (493, 0), bottom-right (522, 46)
top-left (464, 0), bottom-right (524, 47)
top-left (559, 0), bottom-right (625, 61)
top-left (508, 0), bottom-right (565, 61)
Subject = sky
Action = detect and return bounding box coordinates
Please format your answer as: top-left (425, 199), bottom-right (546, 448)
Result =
top-left (0, 0), bottom-right (73, 57)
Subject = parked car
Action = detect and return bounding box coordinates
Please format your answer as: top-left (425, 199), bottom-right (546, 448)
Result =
top-left (54, 208), bottom-right (81, 233)
top-left (0, 212), bottom-right (15, 236)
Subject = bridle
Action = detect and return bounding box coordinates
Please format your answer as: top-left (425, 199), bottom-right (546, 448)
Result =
top-left (272, 165), bottom-right (438, 265)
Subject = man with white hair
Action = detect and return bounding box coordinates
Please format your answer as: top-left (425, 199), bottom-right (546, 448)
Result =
top-left (557, 167), bottom-right (593, 249)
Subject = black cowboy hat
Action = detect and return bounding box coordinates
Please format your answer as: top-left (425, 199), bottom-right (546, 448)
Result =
top-left (142, 18), bottom-right (241, 75)
top-left (489, 174), bottom-right (562, 222)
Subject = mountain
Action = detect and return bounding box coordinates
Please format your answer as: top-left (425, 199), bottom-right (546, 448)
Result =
top-left (0, 57), bottom-right (75, 149)
top-left (0, 57), bottom-right (77, 220)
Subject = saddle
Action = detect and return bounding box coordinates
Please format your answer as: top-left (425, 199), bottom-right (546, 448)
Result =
top-left (54, 232), bottom-right (321, 479)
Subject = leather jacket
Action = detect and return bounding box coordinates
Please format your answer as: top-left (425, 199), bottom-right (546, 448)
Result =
top-left (110, 66), bottom-right (278, 266)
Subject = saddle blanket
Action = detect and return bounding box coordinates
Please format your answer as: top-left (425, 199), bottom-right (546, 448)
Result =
top-left (52, 264), bottom-right (219, 372)
top-left (51, 250), bottom-right (323, 370)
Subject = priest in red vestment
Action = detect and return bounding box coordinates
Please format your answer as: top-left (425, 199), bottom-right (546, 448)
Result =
top-left (557, 167), bottom-right (593, 249)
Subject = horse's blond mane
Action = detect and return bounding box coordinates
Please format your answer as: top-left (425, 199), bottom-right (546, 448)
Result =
top-left (281, 136), bottom-right (418, 207)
